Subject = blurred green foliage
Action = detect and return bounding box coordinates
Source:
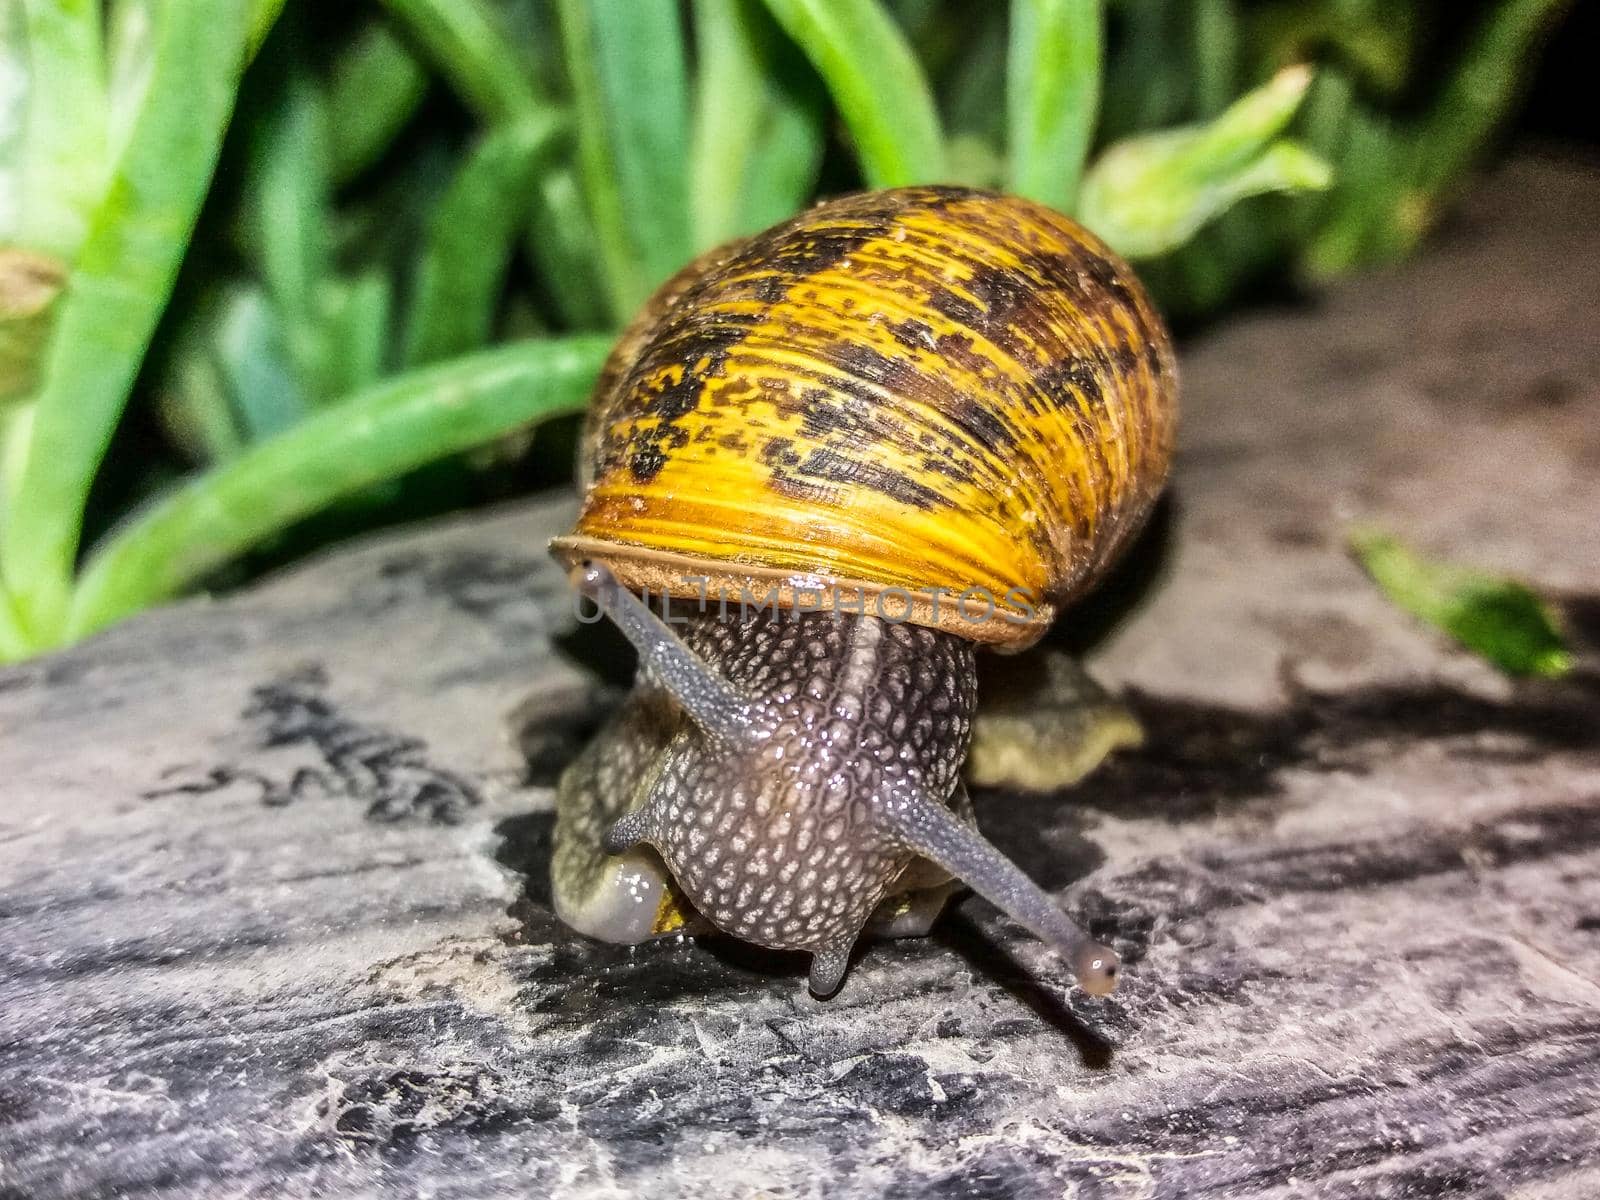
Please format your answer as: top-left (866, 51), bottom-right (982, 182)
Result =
top-left (1351, 531), bottom-right (1573, 678)
top-left (0, 0), bottom-right (1570, 661)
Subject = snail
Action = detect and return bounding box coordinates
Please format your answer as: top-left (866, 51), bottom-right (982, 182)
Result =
top-left (545, 186), bottom-right (1176, 997)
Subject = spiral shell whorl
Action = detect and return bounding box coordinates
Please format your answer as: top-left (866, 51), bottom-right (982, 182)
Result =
top-left (552, 186), bottom-right (1176, 648)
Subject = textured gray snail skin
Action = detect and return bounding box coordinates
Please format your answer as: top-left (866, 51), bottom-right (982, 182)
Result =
top-left (555, 562), bottom-right (1120, 998)
top-left (614, 602), bottom-right (972, 994)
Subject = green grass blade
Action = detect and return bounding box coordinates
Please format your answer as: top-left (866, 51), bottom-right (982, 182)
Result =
top-left (105, 1), bottom-right (158, 166)
top-left (327, 19), bottom-right (430, 185)
top-left (403, 115), bottom-right (562, 367)
top-left (378, 0), bottom-right (537, 124)
top-left (15, 0), bottom-right (105, 258)
top-left (1351, 530), bottom-right (1573, 679)
top-left (739, 78), bottom-right (827, 235)
top-left (760, 0), bottom-right (946, 188)
top-left (691, 0), bottom-right (826, 247)
top-left (320, 271), bottom-right (393, 399)
top-left (0, 1), bottom-right (279, 645)
top-left (376, 0), bottom-right (603, 330)
top-left (559, 0), bottom-right (693, 319)
top-left (66, 336), bottom-right (613, 641)
top-left (248, 44), bottom-right (333, 406)
top-left (1079, 65), bottom-right (1330, 260)
top-left (524, 167), bottom-right (610, 331)
top-left (1006, 0), bottom-right (1102, 213)
top-left (1191, 0), bottom-right (1240, 117)
top-left (1398, 0), bottom-right (1569, 250)
top-left (690, 0), bottom-right (768, 250)
top-left (209, 283), bottom-right (306, 444)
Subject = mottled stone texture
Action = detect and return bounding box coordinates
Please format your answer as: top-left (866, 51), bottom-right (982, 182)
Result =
top-left (2, 158), bottom-right (1599, 1200)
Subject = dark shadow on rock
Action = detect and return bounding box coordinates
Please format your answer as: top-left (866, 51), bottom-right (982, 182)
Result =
top-left (1558, 590), bottom-right (1600, 656)
top-left (931, 910), bottom-right (1116, 1069)
top-left (553, 612), bottom-right (638, 690)
top-left (490, 811), bottom-right (813, 1003)
top-left (492, 812), bottom-right (555, 914)
top-left (967, 796), bottom-right (1107, 894)
top-left (1046, 494), bottom-right (1180, 657)
top-left (504, 683), bottom-right (622, 788)
top-left (695, 935), bottom-right (813, 985)
top-left (1001, 672), bottom-right (1600, 827)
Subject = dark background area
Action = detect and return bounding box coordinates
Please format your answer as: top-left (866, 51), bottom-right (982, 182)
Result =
top-left (1519, 1), bottom-right (1598, 149)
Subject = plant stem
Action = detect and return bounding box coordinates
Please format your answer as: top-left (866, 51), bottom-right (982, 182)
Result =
top-left (1007, 0), bottom-right (1103, 213)
top-left (66, 336), bottom-right (612, 643)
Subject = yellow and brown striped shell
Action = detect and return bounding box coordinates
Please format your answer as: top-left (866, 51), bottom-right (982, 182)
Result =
top-left (550, 187), bottom-right (1177, 649)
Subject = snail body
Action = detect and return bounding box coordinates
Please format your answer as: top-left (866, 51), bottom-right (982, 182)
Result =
top-left (548, 187), bottom-right (1176, 995)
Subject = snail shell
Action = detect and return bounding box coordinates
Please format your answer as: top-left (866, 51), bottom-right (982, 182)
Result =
top-left (549, 186), bottom-right (1177, 648)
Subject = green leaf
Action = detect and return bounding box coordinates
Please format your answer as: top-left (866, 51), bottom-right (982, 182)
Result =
top-left (1298, 96), bottom-right (1400, 281)
top-left (246, 41), bottom-right (334, 406)
top-left (1412, 0), bottom-right (1567, 202)
top-left (153, 279), bottom-right (305, 465)
top-left (327, 18), bottom-right (430, 185)
top-left (1006, 0), bottom-right (1102, 213)
top-left (690, 0), bottom-right (771, 250)
top-left (690, 0), bottom-right (826, 248)
top-left (0, 4), bottom-right (27, 240)
top-left (1079, 65), bottom-right (1331, 260)
top-left (403, 116), bottom-right (562, 367)
top-left (66, 336), bottom-right (613, 642)
top-left (14, 0), bottom-right (106, 259)
top-left (0, 0), bottom-right (280, 645)
top-left (320, 271), bottom-right (393, 399)
top-left (738, 81), bottom-right (828, 236)
top-left (378, 0), bottom-right (538, 125)
top-left (104, 0), bottom-right (158, 166)
top-left (378, 0), bottom-right (604, 329)
top-left (209, 283), bottom-right (306, 444)
top-left (523, 167), bottom-right (610, 331)
top-left (760, 0), bottom-right (946, 188)
top-left (559, 0), bottom-right (693, 320)
top-left (1351, 531), bottom-right (1573, 679)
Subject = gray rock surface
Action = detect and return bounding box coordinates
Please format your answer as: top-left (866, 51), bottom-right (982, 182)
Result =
top-left (2, 157), bottom-right (1598, 1199)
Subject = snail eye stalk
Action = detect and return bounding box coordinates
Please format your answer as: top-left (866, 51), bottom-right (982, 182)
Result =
top-left (572, 561), bottom-right (754, 744)
top-left (881, 779), bottom-right (1119, 996)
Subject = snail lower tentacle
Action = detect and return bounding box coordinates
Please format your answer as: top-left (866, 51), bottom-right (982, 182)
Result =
top-left (877, 778), bottom-right (1119, 995)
